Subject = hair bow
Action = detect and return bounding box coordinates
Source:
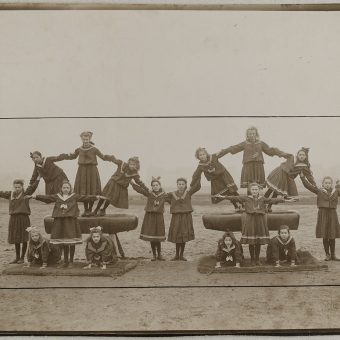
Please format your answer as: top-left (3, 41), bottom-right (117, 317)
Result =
top-left (89, 226), bottom-right (103, 233)
top-left (26, 226), bottom-right (40, 233)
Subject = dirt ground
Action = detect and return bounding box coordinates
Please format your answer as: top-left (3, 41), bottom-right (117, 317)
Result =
top-left (0, 199), bottom-right (340, 333)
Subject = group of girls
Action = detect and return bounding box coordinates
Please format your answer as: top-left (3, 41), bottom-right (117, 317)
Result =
top-left (1, 126), bottom-right (340, 268)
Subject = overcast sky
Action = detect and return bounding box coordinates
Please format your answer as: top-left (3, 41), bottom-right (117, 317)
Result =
top-left (0, 117), bottom-right (338, 191)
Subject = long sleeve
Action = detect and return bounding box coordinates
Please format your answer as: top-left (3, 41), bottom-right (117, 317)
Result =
top-left (46, 154), bottom-right (70, 163)
top-left (0, 191), bottom-right (11, 200)
top-left (261, 141), bottom-right (286, 158)
top-left (289, 238), bottom-right (297, 260)
top-left (27, 247), bottom-right (34, 263)
top-left (131, 183), bottom-right (149, 197)
top-left (234, 243), bottom-right (243, 263)
top-left (222, 195), bottom-right (246, 203)
top-left (215, 244), bottom-right (223, 262)
top-left (263, 197), bottom-right (285, 204)
top-left (300, 176), bottom-right (319, 195)
top-left (85, 242), bottom-right (94, 262)
top-left (25, 180), bottom-right (40, 196)
top-left (64, 148), bottom-right (80, 160)
top-left (29, 167), bottom-right (39, 186)
top-left (303, 170), bottom-right (317, 187)
top-left (94, 148), bottom-right (106, 161)
top-left (133, 176), bottom-right (149, 192)
top-left (271, 239), bottom-right (280, 262)
top-left (103, 154), bottom-right (122, 165)
top-left (188, 180), bottom-right (201, 196)
top-left (76, 195), bottom-right (98, 203)
top-left (164, 193), bottom-right (172, 204)
top-left (190, 166), bottom-right (203, 188)
top-left (35, 194), bottom-right (57, 204)
top-left (222, 142), bottom-right (246, 156)
top-left (41, 242), bottom-right (50, 264)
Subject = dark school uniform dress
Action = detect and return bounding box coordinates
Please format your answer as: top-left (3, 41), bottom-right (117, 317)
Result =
top-left (227, 195), bottom-right (285, 245)
top-left (27, 155), bottom-right (69, 195)
top-left (266, 155), bottom-right (299, 197)
top-left (101, 155), bottom-right (149, 209)
top-left (35, 193), bottom-right (98, 245)
top-left (220, 141), bottom-right (286, 188)
top-left (27, 235), bottom-right (61, 265)
top-left (166, 185), bottom-right (200, 244)
top-left (131, 183), bottom-right (166, 242)
top-left (215, 240), bottom-right (243, 267)
top-left (66, 146), bottom-right (107, 195)
top-left (301, 177), bottom-right (340, 239)
top-left (85, 235), bottom-right (116, 265)
top-left (266, 235), bottom-right (297, 264)
top-left (190, 153), bottom-right (238, 204)
top-left (0, 191), bottom-right (32, 244)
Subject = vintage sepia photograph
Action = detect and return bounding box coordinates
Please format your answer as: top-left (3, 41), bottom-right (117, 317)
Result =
top-left (1, 7), bottom-right (340, 335)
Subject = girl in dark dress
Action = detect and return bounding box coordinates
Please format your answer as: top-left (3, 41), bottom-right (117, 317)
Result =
top-left (219, 127), bottom-right (289, 192)
top-left (93, 155), bottom-right (149, 216)
top-left (190, 147), bottom-right (241, 212)
top-left (166, 178), bottom-right (200, 261)
top-left (25, 226), bottom-right (61, 268)
top-left (30, 181), bottom-right (102, 267)
top-left (300, 173), bottom-right (340, 261)
top-left (0, 179), bottom-right (38, 264)
top-left (131, 176), bottom-right (167, 261)
top-left (265, 147), bottom-right (316, 211)
top-left (215, 183), bottom-right (296, 266)
top-left (63, 131), bottom-right (109, 216)
top-left (266, 225), bottom-right (297, 266)
top-left (215, 231), bottom-right (243, 268)
top-left (27, 151), bottom-right (69, 195)
top-left (84, 226), bottom-right (116, 270)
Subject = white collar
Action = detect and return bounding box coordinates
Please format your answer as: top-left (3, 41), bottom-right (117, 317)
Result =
top-left (276, 235), bottom-right (292, 246)
top-left (36, 158), bottom-right (46, 168)
top-left (57, 193), bottom-right (75, 201)
top-left (248, 195), bottom-right (263, 199)
top-left (11, 191), bottom-right (23, 200)
top-left (294, 163), bottom-right (308, 167)
top-left (222, 244), bottom-right (235, 252)
top-left (150, 190), bottom-right (165, 198)
top-left (79, 145), bottom-right (94, 151)
top-left (172, 190), bottom-right (188, 200)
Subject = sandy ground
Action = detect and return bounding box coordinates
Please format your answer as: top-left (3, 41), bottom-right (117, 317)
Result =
top-left (0, 199), bottom-right (339, 333)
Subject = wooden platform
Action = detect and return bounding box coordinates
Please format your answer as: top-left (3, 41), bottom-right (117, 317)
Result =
top-left (202, 210), bottom-right (300, 232)
top-left (44, 214), bottom-right (138, 234)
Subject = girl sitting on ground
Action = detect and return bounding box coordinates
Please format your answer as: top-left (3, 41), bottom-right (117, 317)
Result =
top-left (25, 226), bottom-right (61, 269)
top-left (266, 225), bottom-right (297, 267)
top-left (83, 226), bottom-right (116, 270)
top-left (215, 230), bottom-right (243, 268)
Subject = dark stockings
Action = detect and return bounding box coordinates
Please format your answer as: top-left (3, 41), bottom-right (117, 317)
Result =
top-left (15, 242), bottom-right (27, 260)
top-left (88, 201), bottom-right (94, 212)
top-left (63, 246), bottom-right (69, 263)
top-left (83, 201), bottom-right (89, 213)
top-left (150, 242), bottom-right (162, 259)
top-left (94, 199), bottom-right (110, 214)
top-left (70, 245), bottom-right (75, 262)
top-left (179, 243), bottom-right (186, 258)
top-left (249, 244), bottom-right (261, 264)
top-left (323, 238), bottom-right (330, 255)
top-left (265, 190), bottom-right (278, 211)
top-left (230, 192), bottom-right (240, 210)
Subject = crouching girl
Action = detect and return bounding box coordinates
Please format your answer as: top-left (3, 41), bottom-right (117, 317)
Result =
top-left (215, 230), bottom-right (243, 268)
top-left (83, 226), bottom-right (117, 270)
top-left (25, 226), bottom-right (61, 268)
top-left (266, 225), bottom-right (297, 267)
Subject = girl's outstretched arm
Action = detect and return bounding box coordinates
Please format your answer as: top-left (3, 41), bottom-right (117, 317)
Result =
top-left (217, 142), bottom-right (246, 158)
top-left (34, 194), bottom-right (57, 204)
top-left (190, 166), bottom-right (203, 189)
top-left (46, 154), bottom-right (71, 163)
top-left (212, 194), bottom-right (245, 203)
top-left (0, 191), bottom-right (11, 200)
top-left (261, 141), bottom-right (288, 158)
top-left (63, 148), bottom-right (80, 160)
top-left (24, 180), bottom-right (40, 196)
top-left (188, 180), bottom-right (201, 196)
top-left (131, 182), bottom-right (149, 197)
top-left (133, 176), bottom-right (149, 192)
top-left (103, 154), bottom-right (122, 165)
top-left (300, 173), bottom-right (319, 194)
top-left (76, 195), bottom-right (101, 203)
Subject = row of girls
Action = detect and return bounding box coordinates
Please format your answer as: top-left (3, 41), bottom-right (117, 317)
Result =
top-left (1, 127), bottom-right (340, 268)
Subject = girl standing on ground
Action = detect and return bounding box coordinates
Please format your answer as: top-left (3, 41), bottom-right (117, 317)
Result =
top-left (300, 173), bottom-right (340, 261)
top-left (166, 178), bottom-right (200, 261)
top-left (0, 179), bottom-right (38, 264)
top-left (30, 180), bottom-right (103, 267)
top-left (131, 176), bottom-right (167, 261)
top-left (214, 183), bottom-right (296, 266)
